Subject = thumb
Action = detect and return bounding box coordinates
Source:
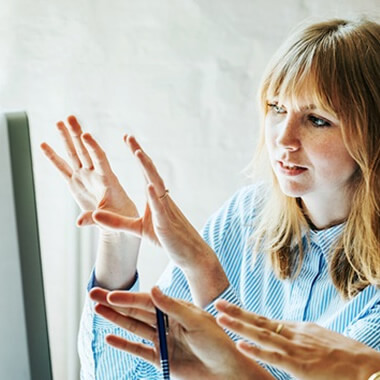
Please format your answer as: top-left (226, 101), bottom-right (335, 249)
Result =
top-left (92, 209), bottom-right (143, 238)
top-left (151, 286), bottom-right (199, 330)
top-left (76, 211), bottom-right (95, 226)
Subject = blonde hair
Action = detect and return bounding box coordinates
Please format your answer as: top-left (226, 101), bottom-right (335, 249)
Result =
top-left (251, 18), bottom-right (380, 299)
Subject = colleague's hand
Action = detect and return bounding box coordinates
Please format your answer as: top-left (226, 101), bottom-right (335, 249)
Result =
top-left (41, 115), bottom-right (139, 227)
top-left (216, 300), bottom-right (380, 380)
top-left (92, 135), bottom-right (229, 307)
top-left (90, 287), bottom-right (273, 380)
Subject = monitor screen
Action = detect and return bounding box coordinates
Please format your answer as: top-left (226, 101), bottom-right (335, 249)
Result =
top-left (0, 112), bottom-right (53, 380)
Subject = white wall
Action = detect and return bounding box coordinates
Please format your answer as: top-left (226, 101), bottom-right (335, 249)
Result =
top-left (0, 1), bottom-right (378, 379)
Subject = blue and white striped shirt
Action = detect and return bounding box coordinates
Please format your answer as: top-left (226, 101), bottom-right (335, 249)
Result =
top-left (78, 184), bottom-right (380, 379)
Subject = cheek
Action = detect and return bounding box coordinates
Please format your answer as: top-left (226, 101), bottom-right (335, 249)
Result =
top-left (309, 138), bottom-right (356, 179)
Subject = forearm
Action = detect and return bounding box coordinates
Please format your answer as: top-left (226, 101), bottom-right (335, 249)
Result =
top-left (95, 231), bottom-right (141, 290)
top-left (182, 244), bottom-right (229, 308)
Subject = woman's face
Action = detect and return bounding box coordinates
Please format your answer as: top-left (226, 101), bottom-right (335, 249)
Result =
top-left (264, 96), bottom-right (357, 202)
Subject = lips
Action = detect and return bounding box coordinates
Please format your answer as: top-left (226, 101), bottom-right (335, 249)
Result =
top-left (277, 160), bottom-right (307, 176)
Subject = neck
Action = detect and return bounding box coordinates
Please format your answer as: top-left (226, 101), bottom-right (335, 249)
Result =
top-left (300, 191), bottom-right (351, 230)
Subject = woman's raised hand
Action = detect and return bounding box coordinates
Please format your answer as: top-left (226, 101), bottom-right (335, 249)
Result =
top-left (41, 116), bottom-right (139, 227)
top-left (92, 135), bottom-right (202, 256)
top-left (92, 135), bottom-right (230, 306)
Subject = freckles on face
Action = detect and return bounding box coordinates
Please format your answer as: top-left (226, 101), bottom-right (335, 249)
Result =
top-left (264, 101), bottom-right (357, 198)
top-left (304, 130), bottom-right (356, 190)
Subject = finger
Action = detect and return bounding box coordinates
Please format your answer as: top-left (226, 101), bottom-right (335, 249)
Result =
top-left (56, 120), bottom-right (82, 169)
top-left (107, 291), bottom-right (154, 311)
top-left (95, 304), bottom-right (156, 341)
top-left (40, 142), bottom-right (73, 180)
top-left (93, 210), bottom-right (142, 237)
top-left (81, 132), bottom-right (114, 176)
top-left (107, 291), bottom-right (156, 325)
top-left (124, 134), bottom-right (148, 184)
top-left (89, 287), bottom-right (111, 306)
top-left (105, 334), bottom-right (158, 366)
top-left (135, 149), bottom-right (167, 196)
top-left (124, 135), bottom-right (166, 195)
top-left (217, 314), bottom-right (291, 352)
top-left (236, 340), bottom-right (296, 373)
top-left (151, 286), bottom-right (207, 330)
top-left (215, 300), bottom-right (281, 332)
top-left (76, 211), bottom-right (95, 227)
top-left (146, 184), bottom-right (167, 221)
top-left (89, 288), bottom-right (141, 316)
top-left (66, 115), bottom-right (94, 169)
top-left (124, 134), bottom-right (143, 155)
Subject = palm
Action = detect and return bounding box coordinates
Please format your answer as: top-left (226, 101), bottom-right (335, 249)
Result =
top-left (42, 116), bottom-right (139, 226)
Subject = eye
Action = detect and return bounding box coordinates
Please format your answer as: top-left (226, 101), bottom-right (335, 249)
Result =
top-left (267, 103), bottom-right (286, 114)
top-left (309, 115), bottom-right (331, 128)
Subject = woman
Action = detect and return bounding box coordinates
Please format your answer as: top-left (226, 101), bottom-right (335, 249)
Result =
top-left (42, 17), bottom-right (380, 379)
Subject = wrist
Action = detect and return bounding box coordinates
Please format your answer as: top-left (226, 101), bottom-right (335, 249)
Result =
top-left (95, 230), bottom-right (141, 290)
top-left (184, 247), bottom-right (229, 307)
top-left (99, 229), bottom-right (141, 247)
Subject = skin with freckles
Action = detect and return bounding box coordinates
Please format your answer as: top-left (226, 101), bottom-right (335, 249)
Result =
top-left (264, 98), bottom-right (357, 229)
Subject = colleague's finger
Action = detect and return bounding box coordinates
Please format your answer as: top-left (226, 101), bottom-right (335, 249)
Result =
top-left (89, 287), bottom-right (111, 306)
top-left (217, 314), bottom-right (292, 352)
top-left (151, 286), bottom-right (207, 330)
top-left (81, 133), bottom-right (114, 176)
top-left (56, 120), bottom-right (82, 169)
top-left (215, 300), bottom-right (282, 333)
top-left (93, 210), bottom-right (142, 237)
top-left (95, 304), bottom-right (156, 341)
top-left (89, 288), bottom-right (140, 316)
top-left (107, 291), bottom-right (154, 311)
top-left (105, 334), bottom-right (158, 366)
top-left (66, 115), bottom-right (94, 169)
top-left (236, 340), bottom-right (295, 372)
top-left (107, 291), bottom-right (156, 325)
top-left (40, 142), bottom-right (73, 179)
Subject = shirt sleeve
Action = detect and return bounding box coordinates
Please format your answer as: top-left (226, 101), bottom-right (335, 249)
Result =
top-left (344, 301), bottom-right (380, 351)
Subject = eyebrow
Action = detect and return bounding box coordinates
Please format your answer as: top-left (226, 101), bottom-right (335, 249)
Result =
top-left (300, 104), bottom-right (317, 111)
top-left (271, 100), bottom-right (317, 111)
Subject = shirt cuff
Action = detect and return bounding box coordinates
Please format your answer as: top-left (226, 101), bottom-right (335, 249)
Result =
top-left (203, 284), bottom-right (243, 341)
top-left (87, 268), bottom-right (140, 292)
top-left (204, 284), bottom-right (242, 317)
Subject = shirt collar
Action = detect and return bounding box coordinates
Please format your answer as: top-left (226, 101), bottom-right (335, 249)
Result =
top-left (303, 223), bottom-right (345, 260)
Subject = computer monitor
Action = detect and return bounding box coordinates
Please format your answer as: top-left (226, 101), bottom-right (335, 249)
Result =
top-left (0, 112), bottom-right (53, 380)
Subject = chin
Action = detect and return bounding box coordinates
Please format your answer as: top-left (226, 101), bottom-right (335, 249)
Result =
top-left (277, 180), bottom-right (309, 198)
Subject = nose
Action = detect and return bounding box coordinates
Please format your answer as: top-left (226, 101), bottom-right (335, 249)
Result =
top-left (275, 114), bottom-right (301, 151)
